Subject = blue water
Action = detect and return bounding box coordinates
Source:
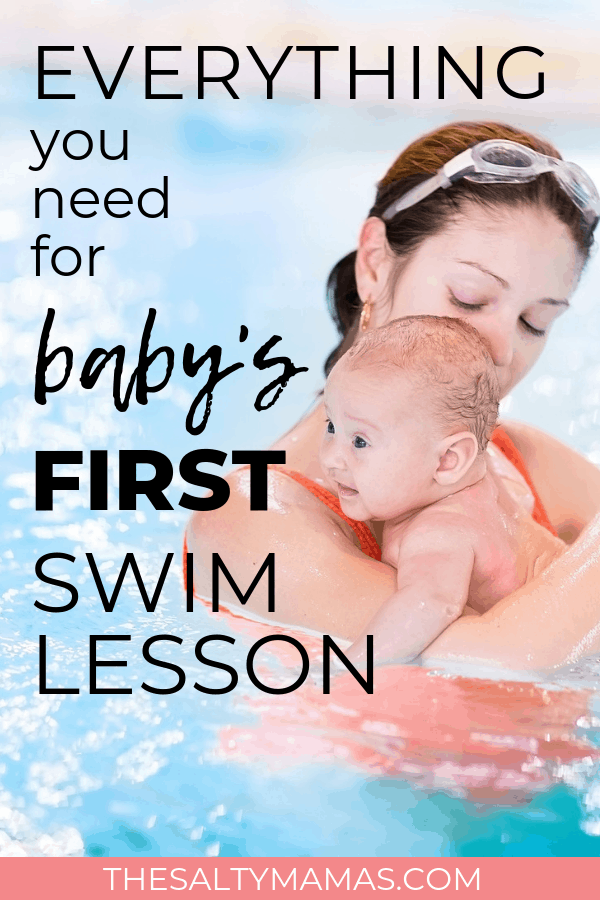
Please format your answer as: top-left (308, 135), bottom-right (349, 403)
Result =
top-left (2, 66), bottom-right (600, 857)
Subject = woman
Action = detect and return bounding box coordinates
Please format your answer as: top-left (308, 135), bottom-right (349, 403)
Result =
top-left (187, 121), bottom-right (600, 672)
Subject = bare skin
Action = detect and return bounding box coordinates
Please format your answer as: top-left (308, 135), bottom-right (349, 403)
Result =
top-left (347, 468), bottom-right (564, 665)
top-left (187, 206), bottom-right (600, 672)
top-left (320, 353), bottom-right (563, 664)
top-left (186, 400), bottom-right (600, 670)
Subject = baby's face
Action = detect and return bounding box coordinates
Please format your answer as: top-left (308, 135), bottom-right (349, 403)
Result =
top-left (320, 363), bottom-right (444, 522)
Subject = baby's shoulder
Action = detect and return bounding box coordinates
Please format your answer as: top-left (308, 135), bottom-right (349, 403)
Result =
top-left (399, 501), bottom-right (480, 550)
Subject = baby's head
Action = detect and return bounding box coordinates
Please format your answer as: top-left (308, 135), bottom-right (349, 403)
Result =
top-left (320, 316), bottom-right (500, 522)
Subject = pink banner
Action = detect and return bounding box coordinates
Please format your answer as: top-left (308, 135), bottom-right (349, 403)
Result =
top-left (1, 857), bottom-right (598, 898)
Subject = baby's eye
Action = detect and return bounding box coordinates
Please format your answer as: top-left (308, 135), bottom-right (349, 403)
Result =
top-left (326, 419), bottom-right (335, 434)
top-left (353, 435), bottom-right (368, 449)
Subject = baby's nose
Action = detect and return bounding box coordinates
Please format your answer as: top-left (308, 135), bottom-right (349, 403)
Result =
top-left (320, 438), bottom-right (344, 472)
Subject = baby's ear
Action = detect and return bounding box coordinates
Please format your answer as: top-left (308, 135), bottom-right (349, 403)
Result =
top-left (434, 432), bottom-right (479, 486)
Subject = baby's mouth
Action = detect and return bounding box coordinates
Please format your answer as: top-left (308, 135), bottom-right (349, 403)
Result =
top-left (337, 482), bottom-right (358, 498)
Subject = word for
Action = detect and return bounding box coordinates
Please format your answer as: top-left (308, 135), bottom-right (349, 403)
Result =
top-left (34, 309), bottom-right (308, 434)
top-left (38, 45), bottom-right (544, 100)
top-left (39, 631), bottom-right (371, 696)
top-left (30, 233), bottom-right (104, 276)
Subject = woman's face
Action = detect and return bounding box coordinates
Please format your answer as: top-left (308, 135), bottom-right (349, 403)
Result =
top-left (359, 205), bottom-right (582, 397)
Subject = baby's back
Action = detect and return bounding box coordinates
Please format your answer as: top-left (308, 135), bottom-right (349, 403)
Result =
top-left (436, 471), bottom-right (563, 613)
top-left (383, 470), bottom-right (564, 615)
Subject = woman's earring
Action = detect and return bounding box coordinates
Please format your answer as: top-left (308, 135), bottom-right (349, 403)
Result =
top-left (359, 299), bottom-right (372, 332)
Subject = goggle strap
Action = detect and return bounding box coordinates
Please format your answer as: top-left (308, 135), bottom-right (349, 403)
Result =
top-left (441, 147), bottom-right (476, 181)
top-left (382, 172), bottom-right (447, 220)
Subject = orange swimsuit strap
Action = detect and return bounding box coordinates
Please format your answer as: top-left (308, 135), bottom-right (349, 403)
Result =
top-left (271, 466), bottom-right (382, 561)
top-left (490, 426), bottom-right (557, 536)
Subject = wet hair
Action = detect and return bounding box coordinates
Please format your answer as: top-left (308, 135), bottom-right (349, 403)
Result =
top-left (325, 120), bottom-right (595, 375)
top-left (341, 315), bottom-right (500, 452)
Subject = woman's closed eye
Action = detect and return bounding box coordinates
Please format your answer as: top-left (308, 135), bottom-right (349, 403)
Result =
top-left (519, 316), bottom-right (546, 338)
top-left (448, 291), bottom-right (486, 312)
top-left (449, 291), bottom-right (548, 338)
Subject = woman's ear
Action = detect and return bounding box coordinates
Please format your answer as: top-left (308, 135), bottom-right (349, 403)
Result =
top-left (434, 432), bottom-right (480, 486)
top-left (355, 217), bottom-right (394, 328)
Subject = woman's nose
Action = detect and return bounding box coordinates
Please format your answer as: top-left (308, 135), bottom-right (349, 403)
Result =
top-left (477, 319), bottom-right (515, 370)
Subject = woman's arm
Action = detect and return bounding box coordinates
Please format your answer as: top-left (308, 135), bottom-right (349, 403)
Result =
top-left (503, 420), bottom-right (600, 542)
top-left (186, 469), bottom-right (397, 641)
top-left (421, 512), bottom-right (600, 672)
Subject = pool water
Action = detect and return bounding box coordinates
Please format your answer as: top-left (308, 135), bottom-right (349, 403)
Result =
top-left (2, 69), bottom-right (600, 857)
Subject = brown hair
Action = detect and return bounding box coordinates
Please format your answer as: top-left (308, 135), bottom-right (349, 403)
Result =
top-left (325, 121), bottom-right (595, 375)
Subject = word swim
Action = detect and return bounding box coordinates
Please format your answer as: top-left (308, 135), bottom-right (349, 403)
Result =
top-left (35, 308), bottom-right (308, 435)
top-left (35, 551), bottom-right (373, 696)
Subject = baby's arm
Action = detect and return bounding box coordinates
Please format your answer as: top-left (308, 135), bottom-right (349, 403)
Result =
top-left (347, 520), bottom-right (476, 666)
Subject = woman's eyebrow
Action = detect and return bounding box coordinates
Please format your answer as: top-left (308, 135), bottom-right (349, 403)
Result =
top-left (455, 260), bottom-right (570, 306)
top-left (455, 259), bottom-right (509, 288)
top-left (540, 297), bottom-right (570, 308)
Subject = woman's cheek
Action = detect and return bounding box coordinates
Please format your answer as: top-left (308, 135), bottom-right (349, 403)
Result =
top-left (511, 338), bottom-right (548, 389)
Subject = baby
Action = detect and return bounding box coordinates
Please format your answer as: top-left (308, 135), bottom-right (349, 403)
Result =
top-left (319, 315), bottom-right (564, 664)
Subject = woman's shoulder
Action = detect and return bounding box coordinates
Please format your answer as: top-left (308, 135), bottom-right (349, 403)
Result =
top-left (185, 467), bottom-right (395, 639)
top-left (188, 466), bottom-right (359, 552)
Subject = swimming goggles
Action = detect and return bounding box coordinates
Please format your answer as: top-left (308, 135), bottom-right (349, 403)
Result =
top-left (381, 139), bottom-right (600, 227)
